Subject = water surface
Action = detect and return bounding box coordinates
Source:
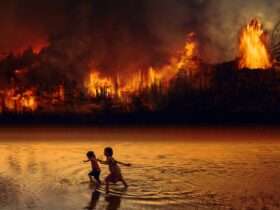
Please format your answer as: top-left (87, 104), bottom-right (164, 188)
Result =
top-left (0, 127), bottom-right (280, 210)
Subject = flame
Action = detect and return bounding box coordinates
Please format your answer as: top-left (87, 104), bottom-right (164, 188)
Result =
top-left (119, 68), bottom-right (163, 96)
top-left (148, 67), bottom-right (162, 87)
top-left (4, 89), bottom-right (19, 111)
top-left (120, 71), bottom-right (143, 94)
top-left (21, 90), bottom-right (38, 111)
top-left (58, 85), bottom-right (65, 101)
top-left (238, 19), bottom-right (272, 69)
top-left (177, 32), bottom-right (199, 71)
top-left (4, 88), bottom-right (38, 112)
top-left (144, 33), bottom-right (199, 88)
top-left (85, 33), bottom-right (200, 100)
top-left (85, 71), bottom-right (118, 98)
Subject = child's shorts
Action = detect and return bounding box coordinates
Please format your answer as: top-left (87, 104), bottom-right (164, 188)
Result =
top-left (105, 173), bottom-right (123, 183)
top-left (89, 170), bottom-right (101, 181)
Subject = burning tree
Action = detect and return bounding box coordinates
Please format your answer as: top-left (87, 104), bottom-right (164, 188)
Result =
top-left (3, 88), bottom-right (38, 113)
top-left (85, 71), bottom-right (119, 98)
top-left (84, 33), bottom-right (200, 104)
top-left (238, 18), bottom-right (272, 69)
top-left (176, 32), bottom-right (200, 73)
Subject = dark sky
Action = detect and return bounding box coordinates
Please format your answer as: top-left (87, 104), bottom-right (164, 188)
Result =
top-left (0, 0), bottom-right (279, 74)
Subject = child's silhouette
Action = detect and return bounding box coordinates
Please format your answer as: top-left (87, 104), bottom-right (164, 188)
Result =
top-left (98, 147), bottom-right (131, 193)
top-left (84, 151), bottom-right (101, 185)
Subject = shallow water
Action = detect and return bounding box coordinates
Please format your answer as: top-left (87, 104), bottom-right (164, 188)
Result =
top-left (0, 128), bottom-right (280, 210)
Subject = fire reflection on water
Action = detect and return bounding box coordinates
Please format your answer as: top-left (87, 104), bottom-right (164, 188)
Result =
top-left (0, 128), bottom-right (280, 210)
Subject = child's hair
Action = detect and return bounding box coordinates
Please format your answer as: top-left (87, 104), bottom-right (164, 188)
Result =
top-left (104, 147), bottom-right (113, 157)
top-left (87, 151), bottom-right (96, 159)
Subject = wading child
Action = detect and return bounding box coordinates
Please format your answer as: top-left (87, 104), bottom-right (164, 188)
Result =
top-left (84, 151), bottom-right (101, 185)
top-left (98, 147), bottom-right (131, 193)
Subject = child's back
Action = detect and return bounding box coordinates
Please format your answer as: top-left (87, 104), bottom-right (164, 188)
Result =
top-left (91, 158), bottom-right (100, 172)
top-left (107, 156), bottom-right (122, 181)
top-left (85, 151), bottom-right (101, 184)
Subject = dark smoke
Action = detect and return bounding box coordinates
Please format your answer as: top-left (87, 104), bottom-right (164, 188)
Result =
top-left (0, 0), bottom-right (279, 83)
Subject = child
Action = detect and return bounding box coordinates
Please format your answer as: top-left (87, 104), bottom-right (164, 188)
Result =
top-left (84, 151), bottom-right (101, 185)
top-left (98, 147), bottom-right (131, 193)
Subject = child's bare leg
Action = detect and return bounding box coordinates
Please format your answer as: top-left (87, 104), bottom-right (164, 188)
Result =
top-left (88, 175), bottom-right (94, 183)
top-left (96, 178), bottom-right (101, 185)
top-left (105, 180), bottom-right (110, 193)
top-left (121, 179), bottom-right (128, 188)
top-left (94, 174), bottom-right (101, 185)
top-left (105, 176), bottom-right (110, 193)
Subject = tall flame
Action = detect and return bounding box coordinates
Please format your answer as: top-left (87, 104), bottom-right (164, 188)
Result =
top-left (238, 19), bottom-right (272, 69)
top-left (177, 32), bottom-right (199, 71)
top-left (85, 71), bottom-right (118, 98)
top-left (85, 33), bottom-right (200, 99)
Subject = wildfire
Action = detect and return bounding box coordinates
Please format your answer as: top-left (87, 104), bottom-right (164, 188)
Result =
top-left (12, 38), bottom-right (49, 56)
top-left (85, 71), bottom-right (118, 98)
top-left (21, 90), bottom-right (38, 111)
top-left (120, 71), bottom-right (142, 94)
top-left (238, 18), bottom-right (272, 69)
top-left (51, 85), bottom-right (65, 104)
top-left (32, 40), bottom-right (49, 54)
top-left (85, 33), bottom-right (200, 99)
top-left (4, 88), bottom-right (38, 112)
top-left (147, 67), bottom-right (162, 87)
top-left (177, 32), bottom-right (199, 71)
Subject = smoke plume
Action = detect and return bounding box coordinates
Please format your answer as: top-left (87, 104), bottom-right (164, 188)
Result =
top-left (0, 0), bottom-right (279, 80)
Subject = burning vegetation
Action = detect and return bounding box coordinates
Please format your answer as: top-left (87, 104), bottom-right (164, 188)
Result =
top-left (85, 33), bottom-right (200, 100)
top-left (238, 19), bottom-right (272, 69)
top-left (0, 19), bottom-right (279, 117)
top-left (85, 72), bottom-right (118, 98)
top-left (82, 32), bottom-right (200, 107)
top-left (3, 88), bottom-right (37, 112)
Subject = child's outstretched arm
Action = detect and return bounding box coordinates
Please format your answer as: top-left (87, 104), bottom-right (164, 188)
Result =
top-left (83, 160), bottom-right (90, 163)
top-left (97, 159), bottom-right (108, 165)
top-left (116, 160), bottom-right (131, 167)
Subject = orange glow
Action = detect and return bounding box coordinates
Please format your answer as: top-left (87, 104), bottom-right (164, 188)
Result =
top-left (85, 71), bottom-right (118, 98)
top-left (4, 89), bottom-right (19, 111)
top-left (238, 19), bottom-right (272, 69)
top-left (50, 85), bottom-right (65, 104)
top-left (4, 88), bottom-right (38, 112)
top-left (1, 84), bottom-right (68, 113)
top-left (119, 67), bottom-right (164, 96)
top-left (120, 71), bottom-right (143, 94)
top-left (157, 32), bottom-right (199, 83)
top-left (58, 85), bottom-right (65, 101)
top-left (14, 38), bottom-right (49, 56)
top-left (177, 32), bottom-right (199, 71)
top-left (21, 90), bottom-right (38, 111)
top-left (32, 39), bottom-right (49, 54)
top-left (147, 67), bottom-right (162, 87)
top-left (85, 33), bottom-right (200, 99)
